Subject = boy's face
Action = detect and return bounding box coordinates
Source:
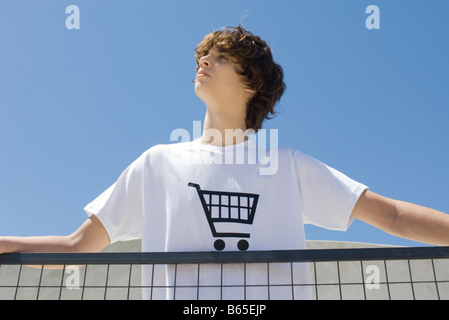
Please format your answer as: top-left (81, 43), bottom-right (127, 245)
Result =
top-left (194, 47), bottom-right (254, 109)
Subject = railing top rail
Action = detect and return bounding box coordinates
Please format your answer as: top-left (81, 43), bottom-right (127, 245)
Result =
top-left (1, 246), bottom-right (449, 265)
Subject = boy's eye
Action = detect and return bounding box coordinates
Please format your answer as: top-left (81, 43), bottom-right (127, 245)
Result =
top-left (219, 54), bottom-right (228, 60)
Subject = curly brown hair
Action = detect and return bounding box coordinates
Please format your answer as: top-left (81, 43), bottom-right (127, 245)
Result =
top-left (194, 25), bottom-right (286, 132)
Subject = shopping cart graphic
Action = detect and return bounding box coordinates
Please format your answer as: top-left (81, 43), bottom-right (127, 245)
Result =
top-left (188, 182), bottom-right (259, 251)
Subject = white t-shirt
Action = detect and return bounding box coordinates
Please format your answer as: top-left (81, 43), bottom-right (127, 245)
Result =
top-left (84, 138), bottom-right (368, 300)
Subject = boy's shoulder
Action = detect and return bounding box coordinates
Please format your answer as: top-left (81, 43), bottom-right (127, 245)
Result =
top-left (138, 141), bottom-right (196, 159)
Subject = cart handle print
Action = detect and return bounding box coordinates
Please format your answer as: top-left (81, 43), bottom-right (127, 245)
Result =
top-left (188, 182), bottom-right (259, 251)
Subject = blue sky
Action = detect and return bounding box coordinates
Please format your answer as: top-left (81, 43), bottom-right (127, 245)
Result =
top-left (1, 0), bottom-right (448, 247)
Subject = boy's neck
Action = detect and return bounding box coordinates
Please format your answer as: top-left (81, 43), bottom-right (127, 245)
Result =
top-left (201, 110), bottom-right (249, 146)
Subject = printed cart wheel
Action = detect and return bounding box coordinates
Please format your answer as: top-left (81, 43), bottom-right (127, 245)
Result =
top-left (237, 240), bottom-right (249, 251)
top-left (214, 239), bottom-right (225, 251)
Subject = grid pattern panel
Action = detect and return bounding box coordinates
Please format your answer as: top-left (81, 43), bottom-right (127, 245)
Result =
top-left (0, 250), bottom-right (449, 300)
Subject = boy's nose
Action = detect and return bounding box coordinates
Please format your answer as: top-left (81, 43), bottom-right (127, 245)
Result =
top-left (199, 55), bottom-right (211, 68)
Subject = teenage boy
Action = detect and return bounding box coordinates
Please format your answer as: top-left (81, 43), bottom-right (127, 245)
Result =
top-left (1, 25), bottom-right (448, 299)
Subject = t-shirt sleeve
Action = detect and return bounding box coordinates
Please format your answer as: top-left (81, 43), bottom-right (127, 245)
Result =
top-left (293, 150), bottom-right (368, 231)
top-left (84, 154), bottom-right (145, 243)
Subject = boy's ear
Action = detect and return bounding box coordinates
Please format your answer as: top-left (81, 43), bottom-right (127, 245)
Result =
top-left (244, 87), bottom-right (257, 94)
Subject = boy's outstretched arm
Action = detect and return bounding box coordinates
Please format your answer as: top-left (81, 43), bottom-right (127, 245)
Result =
top-left (0, 215), bottom-right (110, 254)
top-left (351, 190), bottom-right (449, 246)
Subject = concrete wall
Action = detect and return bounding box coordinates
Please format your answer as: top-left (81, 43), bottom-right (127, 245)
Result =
top-left (1, 240), bottom-right (448, 300)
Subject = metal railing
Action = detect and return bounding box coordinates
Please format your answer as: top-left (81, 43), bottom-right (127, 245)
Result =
top-left (1, 246), bottom-right (449, 300)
